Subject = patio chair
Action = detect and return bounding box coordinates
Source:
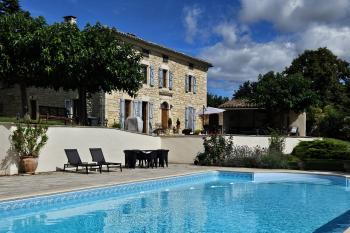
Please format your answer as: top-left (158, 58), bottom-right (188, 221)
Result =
top-left (157, 149), bottom-right (169, 167)
top-left (89, 148), bottom-right (122, 172)
top-left (63, 149), bottom-right (102, 174)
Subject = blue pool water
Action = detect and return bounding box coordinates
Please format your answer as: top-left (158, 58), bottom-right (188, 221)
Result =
top-left (1, 171), bottom-right (350, 233)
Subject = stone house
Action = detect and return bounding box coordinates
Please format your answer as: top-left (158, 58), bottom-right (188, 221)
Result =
top-left (0, 19), bottom-right (212, 134)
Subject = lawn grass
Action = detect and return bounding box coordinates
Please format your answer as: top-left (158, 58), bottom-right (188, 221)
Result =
top-left (0, 116), bottom-right (67, 126)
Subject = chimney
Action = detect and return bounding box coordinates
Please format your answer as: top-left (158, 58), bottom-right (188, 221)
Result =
top-left (63, 15), bottom-right (77, 24)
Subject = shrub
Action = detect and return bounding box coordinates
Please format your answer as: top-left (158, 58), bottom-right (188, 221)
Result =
top-left (292, 139), bottom-right (350, 160)
top-left (182, 128), bottom-right (192, 135)
top-left (225, 145), bottom-right (266, 167)
top-left (111, 122), bottom-right (120, 129)
top-left (194, 129), bottom-right (201, 135)
top-left (195, 135), bottom-right (233, 165)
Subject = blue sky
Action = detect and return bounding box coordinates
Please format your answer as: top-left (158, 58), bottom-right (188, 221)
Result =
top-left (22, 0), bottom-right (350, 97)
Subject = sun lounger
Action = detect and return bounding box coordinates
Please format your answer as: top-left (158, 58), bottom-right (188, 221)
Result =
top-left (89, 148), bottom-right (122, 172)
top-left (63, 149), bottom-right (102, 174)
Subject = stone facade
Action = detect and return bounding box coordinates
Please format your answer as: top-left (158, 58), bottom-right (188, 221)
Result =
top-left (0, 32), bottom-right (212, 133)
top-left (105, 35), bottom-right (210, 133)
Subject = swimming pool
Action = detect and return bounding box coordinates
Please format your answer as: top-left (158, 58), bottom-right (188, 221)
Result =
top-left (0, 171), bottom-right (350, 233)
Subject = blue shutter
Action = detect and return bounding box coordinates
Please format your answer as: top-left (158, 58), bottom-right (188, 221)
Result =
top-left (150, 65), bottom-right (154, 86)
top-left (169, 71), bottom-right (173, 90)
top-left (185, 107), bottom-right (189, 129)
top-left (138, 101), bottom-right (142, 118)
top-left (159, 68), bottom-right (163, 88)
top-left (192, 108), bottom-right (196, 131)
top-left (120, 99), bottom-right (125, 129)
top-left (185, 75), bottom-right (189, 92)
top-left (193, 77), bottom-right (197, 94)
top-left (148, 102), bottom-right (154, 133)
top-left (132, 100), bottom-right (137, 117)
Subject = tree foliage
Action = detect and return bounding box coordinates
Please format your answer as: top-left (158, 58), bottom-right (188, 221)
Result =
top-left (233, 81), bottom-right (256, 99)
top-left (0, 12), bottom-right (47, 114)
top-left (207, 92), bottom-right (229, 107)
top-left (40, 22), bottom-right (143, 124)
top-left (249, 71), bottom-right (318, 113)
top-left (284, 47), bottom-right (350, 107)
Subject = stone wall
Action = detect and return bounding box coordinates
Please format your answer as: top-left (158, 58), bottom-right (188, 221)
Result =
top-left (105, 47), bottom-right (208, 132)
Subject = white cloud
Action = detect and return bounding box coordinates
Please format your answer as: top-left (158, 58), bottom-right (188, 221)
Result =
top-left (240, 0), bottom-right (350, 32)
top-left (183, 6), bottom-right (202, 43)
top-left (200, 27), bottom-right (296, 88)
top-left (296, 25), bottom-right (350, 59)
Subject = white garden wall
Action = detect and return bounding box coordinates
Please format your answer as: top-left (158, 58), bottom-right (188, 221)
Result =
top-left (0, 125), bottom-right (318, 175)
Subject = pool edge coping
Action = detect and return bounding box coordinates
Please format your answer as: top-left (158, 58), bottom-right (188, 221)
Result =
top-left (1, 168), bottom-right (349, 203)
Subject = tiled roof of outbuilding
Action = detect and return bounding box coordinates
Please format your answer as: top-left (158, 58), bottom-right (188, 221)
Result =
top-left (219, 99), bottom-right (262, 109)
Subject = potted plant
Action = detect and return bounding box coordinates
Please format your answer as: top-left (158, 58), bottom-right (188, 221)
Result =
top-left (168, 118), bottom-right (172, 129)
top-left (11, 122), bottom-right (48, 174)
top-left (176, 118), bottom-right (181, 133)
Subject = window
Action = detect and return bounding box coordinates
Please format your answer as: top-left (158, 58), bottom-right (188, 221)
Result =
top-left (141, 65), bottom-right (148, 84)
top-left (142, 48), bottom-right (150, 57)
top-left (163, 55), bottom-right (169, 63)
top-left (188, 75), bottom-right (193, 92)
top-left (189, 63), bottom-right (194, 70)
top-left (162, 69), bottom-right (168, 88)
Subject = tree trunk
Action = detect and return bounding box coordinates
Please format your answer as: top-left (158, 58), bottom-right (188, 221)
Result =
top-left (19, 83), bottom-right (28, 117)
top-left (78, 88), bottom-right (88, 125)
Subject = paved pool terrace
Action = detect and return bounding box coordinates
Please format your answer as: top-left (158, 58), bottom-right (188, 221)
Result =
top-left (0, 164), bottom-right (349, 201)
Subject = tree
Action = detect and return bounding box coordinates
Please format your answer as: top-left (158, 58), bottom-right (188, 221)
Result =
top-left (207, 92), bottom-right (229, 107)
top-left (284, 47), bottom-right (350, 107)
top-left (41, 22), bottom-right (143, 124)
top-left (251, 71), bottom-right (318, 113)
top-left (0, 0), bottom-right (29, 16)
top-left (233, 80), bottom-right (257, 99)
top-left (0, 13), bottom-right (47, 116)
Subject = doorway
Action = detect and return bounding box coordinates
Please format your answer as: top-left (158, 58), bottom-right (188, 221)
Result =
top-left (30, 100), bottom-right (37, 120)
top-left (161, 102), bottom-right (169, 129)
top-left (142, 101), bottom-right (148, 133)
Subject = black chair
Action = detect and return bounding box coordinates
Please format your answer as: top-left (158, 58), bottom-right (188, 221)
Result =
top-left (124, 150), bottom-right (138, 168)
top-left (157, 149), bottom-right (169, 167)
top-left (144, 150), bottom-right (158, 168)
top-left (89, 148), bottom-right (122, 172)
top-left (64, 149), bottom-right (101, 174)
top-left (136, 150), bottom-right (147, 168)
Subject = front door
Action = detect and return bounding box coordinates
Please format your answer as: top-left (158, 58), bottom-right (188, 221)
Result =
top-left (161, 108), bottom-right (169, 129)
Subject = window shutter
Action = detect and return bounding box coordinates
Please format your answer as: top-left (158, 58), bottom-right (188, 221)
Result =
top-left (150, 65), bottom-right (154, 86)
top-left (185, 107), bottom-right (189, 129)
top-left (192, 108), bottom-right (196, 131)
top-left (138, 101), bottom-right (142, 118)
top-left (132, 100), bottom-right (137, 117)
top-left (193, 77), bottom-right (197, 94)
top-left (158, 68), bottom-right (163, 88)
top-left (185, 75), bottom-right (189, 92)
top-left (148, 102), bottom-right (154, 133)
top-left (169, 71), bottom-right (173, 90)
top-left (120, 99), bottom-right (125, 129)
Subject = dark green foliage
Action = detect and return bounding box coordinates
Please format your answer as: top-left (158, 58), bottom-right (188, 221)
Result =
top-left (207, 92), bottom-right (229, 107)
top-left (300, 159), bottom-right (345, 171)
top-left (233, 81), bottom-right (257, 99)
top-left (195, 135), bottom-right (233, 165)
top-left (182, 128), bottom-right (192, 135)
top-left (0, 0), bottom-right (26, 15)
top-left (292, 139), bottom-right (350, 160)
top-left (250, 71), bottom-right (318, 113)
top-left (10, 122), bottom-right (48, 158)
top-left (285, 47), bottom-right (350, 107)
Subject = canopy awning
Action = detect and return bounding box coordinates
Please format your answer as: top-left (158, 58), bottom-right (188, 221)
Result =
top-left (198, 107), bottom-right (225, 115)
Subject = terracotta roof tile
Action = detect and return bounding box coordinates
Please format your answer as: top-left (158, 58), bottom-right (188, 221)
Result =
top-left (219, 99), bottom-right (261, 109)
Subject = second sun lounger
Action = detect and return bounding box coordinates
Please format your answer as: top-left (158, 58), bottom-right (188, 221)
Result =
top-left (89, 148), bottom-right (122, 172)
